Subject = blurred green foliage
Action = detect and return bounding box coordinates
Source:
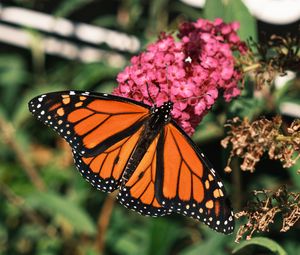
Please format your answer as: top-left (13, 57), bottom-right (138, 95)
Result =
top-left (232, 237), bottom-right (287, 255)
top-left (0, 0), bottom-right (299, 255)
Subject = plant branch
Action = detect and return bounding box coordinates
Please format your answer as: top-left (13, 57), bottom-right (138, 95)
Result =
top-left (0, 181), bottom-right (54, 235)
top-left (95, 193), bottom-right (116, 254)
top-left (0, 116), bottom-right (46, 191)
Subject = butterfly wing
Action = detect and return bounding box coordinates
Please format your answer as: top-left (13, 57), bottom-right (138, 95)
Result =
top-left (117, 133), bottom-right (171, 217)
top-left (29, 91), bottom-right (234, 233)
top-left (116, 121), bottom-right (234, 233)
top-left (156, 122), bottom-right (234, 234)
top-left (28, 91), bottom-right (150, 191)
top-left (72, 125), bottom-right (144, 192)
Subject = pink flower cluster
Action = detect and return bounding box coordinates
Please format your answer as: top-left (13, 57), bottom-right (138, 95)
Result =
top-left (113, 18), bottom-right (247, 135)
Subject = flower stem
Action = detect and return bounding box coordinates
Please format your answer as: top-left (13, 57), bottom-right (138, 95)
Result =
top-left (276, 134), bottom-right (296, 143)
top-left (95, 193), bottom-right (116, 253)
top-left (0, 116), bottom-right (46, 191)
top-left (243, 63), bottom-right (261, 73)
top-left (232, 157), bottom-right (242, 210)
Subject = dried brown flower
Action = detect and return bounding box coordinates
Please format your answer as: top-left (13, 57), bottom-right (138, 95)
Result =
top-left (235, 186), bottom-right (300, 242)
top-left (240, 34), bottom-right (300, 89)
top-left (221, 116), bottom-right (300, 172)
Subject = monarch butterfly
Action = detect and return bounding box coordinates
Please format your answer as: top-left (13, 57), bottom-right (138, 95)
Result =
top-left (28, 90), bottom-right (234, 234)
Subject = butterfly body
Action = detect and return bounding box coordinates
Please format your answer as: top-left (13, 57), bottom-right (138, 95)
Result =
top-left (123, 101), bottom-right (173, 182)
top-left (28, 90), bottom-right (234, 234)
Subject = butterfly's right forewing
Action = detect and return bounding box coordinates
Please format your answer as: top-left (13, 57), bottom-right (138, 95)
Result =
top-left (72, 126), bottom-right (144, 192)
top-left (28, 91), bottom-right (150, 156)
top-left (157, 123), bottom-right (234, 234)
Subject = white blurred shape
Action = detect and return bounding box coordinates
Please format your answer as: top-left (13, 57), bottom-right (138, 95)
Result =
top-left (243, 0), bottom-right (300, 24)
top-left (0, 7), bottom-right (74, 36)
top-left (0, 24), bottom-right (29, 47)
top-left (180, 0), bottom-right (206, 8)
top-left (0, 6), bottom-right (140, 52)
top-left (75, 23), bottom-right (139, 52)
top-left (274, 71), bottom-right (299, 118)
top-left (0, 24), bottom-right (125, 67)
top-left (275, 71), bottom-right (296, 89)
top-left (280, 102), bottom-right (300, 118)
top-left (180, 0), bottom-right (300, 24)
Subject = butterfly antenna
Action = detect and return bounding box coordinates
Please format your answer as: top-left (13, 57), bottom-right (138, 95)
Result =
top-left (165, 64), bottom-right (171, 98)
top-left (177, 95), bottom-right (205, 102)
top-left (146, 82), bottom-right (156, 106)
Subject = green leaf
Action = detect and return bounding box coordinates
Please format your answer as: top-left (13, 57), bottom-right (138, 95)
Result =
top-left (274, 78), bottom-right (295, 105)
top-left (224, 0), bottom-right (257, 41)
top-left (180, 234), bottom-right (229, 255)
top-left (93, 15), bottom-right (119, 28)
top-left (112, 226), bottom-right (148, 255)
top-left (0, 54), bottom-right (28, 87)
top-left (228, 96), bottom-right (264, 120)
top-left (288, 158), bottom-right (300, 189)
top-left (204, 0), bottom-right (225, 20)
top-left (26, 191), bottom-right (96, 235)
top-left (171, 2), bottom-right (203, 20)
top-left (283, 241), bottom-right (300, 255)
top-left (148, 0), bottom-right (169, 34)
top-left (0, 223), bottom-right (8, 253)
top-left (233, 237), bottom-right (287, 255)
top-left (71, 63), bottom-right (120, 90)
top-left (0, 54), bottom-right (29, 114)
top-left (192, 112), bottom-right (224, 143)
top-left (147, 218), bottom-right (181, 255)
top-left (54, 0), bottom-right (94, 17)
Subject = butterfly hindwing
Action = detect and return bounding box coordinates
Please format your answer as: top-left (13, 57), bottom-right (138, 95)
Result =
top-left (117, 133), bottom-right (171, 217)
top-left (156, 122), bottom-right (234, 234)
top-left (72, 126), bottom-right (144, 191)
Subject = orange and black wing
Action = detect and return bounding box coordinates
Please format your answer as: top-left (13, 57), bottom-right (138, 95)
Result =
top-left (28, 91), bottom-right (150, 191)
top-left (116, 121), bottom-right (234, 233)
top-left (117, 133), bottom-right (171, 217)
top-left (72, 126), bottom-right (144, 192)
top-left (156, 122), bottom-right (234, 234)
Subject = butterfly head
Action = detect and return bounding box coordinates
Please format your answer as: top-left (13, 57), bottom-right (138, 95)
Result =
top-left (151, 101), bottom-right (174, 125)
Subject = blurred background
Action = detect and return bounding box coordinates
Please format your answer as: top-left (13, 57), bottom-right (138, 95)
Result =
top-left (0, 0), bottom-right (299, 255)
